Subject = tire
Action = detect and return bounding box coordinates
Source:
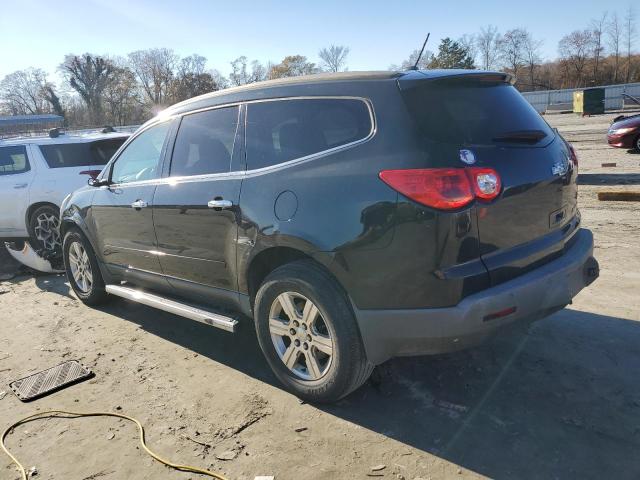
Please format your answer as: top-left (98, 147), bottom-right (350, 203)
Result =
top-left (254, 260), bottom-right (373, 403)
top-left (63, 228), bottom-right (109, 305)
top-left (635, 135), bottom-right (640, 152)
top-left (28, 205), bottom-right (61, 253)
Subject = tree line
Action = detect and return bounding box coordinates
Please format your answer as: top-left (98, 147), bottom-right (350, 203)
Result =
top-left (0, 8), bottom-right (637, 128)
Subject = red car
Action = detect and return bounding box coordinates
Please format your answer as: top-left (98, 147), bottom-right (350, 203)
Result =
top-left (607, 111), bottom-right (640, 151)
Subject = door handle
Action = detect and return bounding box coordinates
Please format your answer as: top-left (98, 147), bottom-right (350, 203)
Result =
top-left (207, 199), bottom-right (233, 209)
top-left (131, 200), bottom-right (148, 209)
top-left (13, 183), bottom-right (28, 189)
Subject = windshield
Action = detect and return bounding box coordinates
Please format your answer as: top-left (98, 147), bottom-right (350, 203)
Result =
top-left (39, 138), bottom-right (127, 168)
top-left (402, 81), bottom-right (554, 146)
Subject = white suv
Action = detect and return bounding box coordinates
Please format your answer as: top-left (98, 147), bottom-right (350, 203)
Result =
top-left (0, 130), bottom-right (129, 253)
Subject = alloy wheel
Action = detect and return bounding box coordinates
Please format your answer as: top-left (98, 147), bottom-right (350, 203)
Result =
top-left (34, 212), bottom-right (61, 251)
top-left (68, 241), bottom-right (93, 294)
top-left (268, 292), bottom-right (334, 381)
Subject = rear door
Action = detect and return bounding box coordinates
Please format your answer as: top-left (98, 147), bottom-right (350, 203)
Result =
top-left (401, 76), bottom-right (578, 285)
top-left (152, 105), bottom-right (243, 297)
top-left (0, 145), bottom-right (33, 235)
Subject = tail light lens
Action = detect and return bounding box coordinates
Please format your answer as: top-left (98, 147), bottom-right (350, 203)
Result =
top-left (469, 168), bottom-right (501, 200)
top-left (567, 143), bottom-right (578, 168)
top-left (379, 167), bottom-right (501, 211)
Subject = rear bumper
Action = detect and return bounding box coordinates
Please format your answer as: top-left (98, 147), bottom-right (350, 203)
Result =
top-left (354, 228), bottom-right (598, 364)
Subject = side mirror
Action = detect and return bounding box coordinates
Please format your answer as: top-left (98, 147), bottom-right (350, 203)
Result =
top-left (88, 177), bottom-right (110, 187)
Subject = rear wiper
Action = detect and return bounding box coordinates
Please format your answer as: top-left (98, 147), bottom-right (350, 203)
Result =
top-left (492, 130), bottom-right (547, 143)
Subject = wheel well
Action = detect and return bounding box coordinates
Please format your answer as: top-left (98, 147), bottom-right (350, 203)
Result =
top-left (247, 247), bottom-right (315, 304)
top-left (25, 202), bottom-right (59, 227)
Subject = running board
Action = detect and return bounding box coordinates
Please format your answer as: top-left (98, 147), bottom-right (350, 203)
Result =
top-left (105, 285), bottom-right (238, 333)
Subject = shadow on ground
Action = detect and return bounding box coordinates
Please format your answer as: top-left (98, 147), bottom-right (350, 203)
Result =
top-left (98, 296), bottom-right (640, 480)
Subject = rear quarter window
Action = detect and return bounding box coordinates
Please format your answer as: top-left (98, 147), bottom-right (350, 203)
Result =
top-left (39, 138), bottom-right (127, 168)
top-left (246, 98), bottom-right (372, 170)
top-left (0, 145), bottom-right (30, 176)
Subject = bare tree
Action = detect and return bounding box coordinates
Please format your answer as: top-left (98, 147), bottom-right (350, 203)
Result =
top-left (103, 61), bottom-right (142, 125)
top-left (558, 30), bottom-right (594, 87)
top-left (591, 12), bottom-right (608, 84)
top-left (249, 60), bottom-right (267, 83)
top-left (128, 48), bottom-right (178, 106)
top-left (624, 6), bottom-right (637, 83)
top-left (318, 45), bottom-right (350, 72)
top-left (0, 68), bottom-right (50, 115)
top-left (169, 54), bottom-right (217, 102)
top-left (60, 54), bottom-right (118, 123)
top-left (210, 69), bottom-right (229, 90)
top-left (178, 54), bottom-right (207, 78)
top-left (522, 31), bottom-right (543, 89)
top-left (608, 12), bottom-right (623, 82)
top-left (268, 56), bottom-right (317, 79)
top-left (476, 25), bottom-right (501, 70)
top-left (229, 56), bottom-right (266, 86)
top-left (499, 28), bottom-right (528, 79)
top-left (229, 56), bottom-right (249, 86)
top-left (389, 48), bottom-right (433, 71)
top-left (457, 34), bottom-right (477, 67)
top-left (41, 84), bottom-right (65, 119)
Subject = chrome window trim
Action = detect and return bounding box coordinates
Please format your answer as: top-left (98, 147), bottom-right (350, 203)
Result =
top-left (107, 96), bottom-right (376, 189)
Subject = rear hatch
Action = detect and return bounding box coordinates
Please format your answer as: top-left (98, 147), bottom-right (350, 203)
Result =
top-left (400, 72), bottom-right (580, 285)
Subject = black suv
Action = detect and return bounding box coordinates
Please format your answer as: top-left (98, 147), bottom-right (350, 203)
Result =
top-left (61, 70), bottom-right (598, 402)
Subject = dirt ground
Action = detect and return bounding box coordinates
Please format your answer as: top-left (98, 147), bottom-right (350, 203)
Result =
top-left (1, 112), bottom-right (639, 480)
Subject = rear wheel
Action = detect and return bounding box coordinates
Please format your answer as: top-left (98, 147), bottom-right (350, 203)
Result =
top-left (254, 260), bottom-right (373, 403)
top-left (28, 205), bottom-right (61, 253)
top-left (63, 229), bottom-right (109, 305)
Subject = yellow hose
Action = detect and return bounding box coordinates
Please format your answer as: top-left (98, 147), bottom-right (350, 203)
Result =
top-left (1, 410), bottom-right (229, 480)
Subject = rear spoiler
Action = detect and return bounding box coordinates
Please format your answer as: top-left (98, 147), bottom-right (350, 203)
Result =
top-left (397, 70), bottom-right (515, 91)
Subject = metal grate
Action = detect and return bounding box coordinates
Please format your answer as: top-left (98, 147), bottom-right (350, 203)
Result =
top-left (9, 360), bottom-right (93, 402)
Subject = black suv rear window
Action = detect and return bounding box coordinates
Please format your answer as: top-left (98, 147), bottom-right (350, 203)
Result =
top-left (39, 138), bottom-right (127, 168)
top-left (402, 81), bottom-right (553, 146)
top-left (246, 98), bottom-right (372, 170)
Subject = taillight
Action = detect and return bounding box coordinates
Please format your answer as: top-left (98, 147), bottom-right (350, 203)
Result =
top-left (379, 167), bottom-right (501, 211)
top-left (468, 167), bottom-right (501, 200)
top-left (567, 143), bottom-right (578, 168)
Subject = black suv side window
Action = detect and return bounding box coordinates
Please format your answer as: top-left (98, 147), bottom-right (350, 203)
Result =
top-left (0, 146), bottom-right (30, 176)
top-left (111, 121), bottom-right (170, 184)
top-left (246, 98), bottom-right (372, 170)
top-left (170, 106), bottom-right (239, 177)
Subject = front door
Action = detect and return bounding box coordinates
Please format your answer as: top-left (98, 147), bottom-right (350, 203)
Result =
top-left (0, 145), bottom-right (33, 236)
top-left (90, 121), bottom-right (172, 276)
top-left (153, 105), bottom-right (243, 295)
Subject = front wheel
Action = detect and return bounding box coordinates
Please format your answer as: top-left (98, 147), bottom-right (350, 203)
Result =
top-left (63, 229), bottom-right (109, 305)
top-left (254, 260), bottom-right (373, 403)
top-left (635, 135), bottom-right (640, 152)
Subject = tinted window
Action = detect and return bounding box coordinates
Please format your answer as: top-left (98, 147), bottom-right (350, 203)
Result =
top-left (170, 106), bottom-right (239, 176)
top-left (0, 146), bottom-right (29, 176)
top-left (246, 99), bottom-right (372, 169)
top-left (39, 138), bottom-right (127, 168)
top-left (402, 81), bottom-right (554, 146)
top-left (111, 122), bottom-right (170, 184)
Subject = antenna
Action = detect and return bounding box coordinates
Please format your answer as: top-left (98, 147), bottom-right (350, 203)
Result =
top-left (409, 33), bottom-right (430, 71)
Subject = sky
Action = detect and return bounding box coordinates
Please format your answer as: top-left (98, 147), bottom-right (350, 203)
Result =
top-left (0, 0), bottom-right (627, 82)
